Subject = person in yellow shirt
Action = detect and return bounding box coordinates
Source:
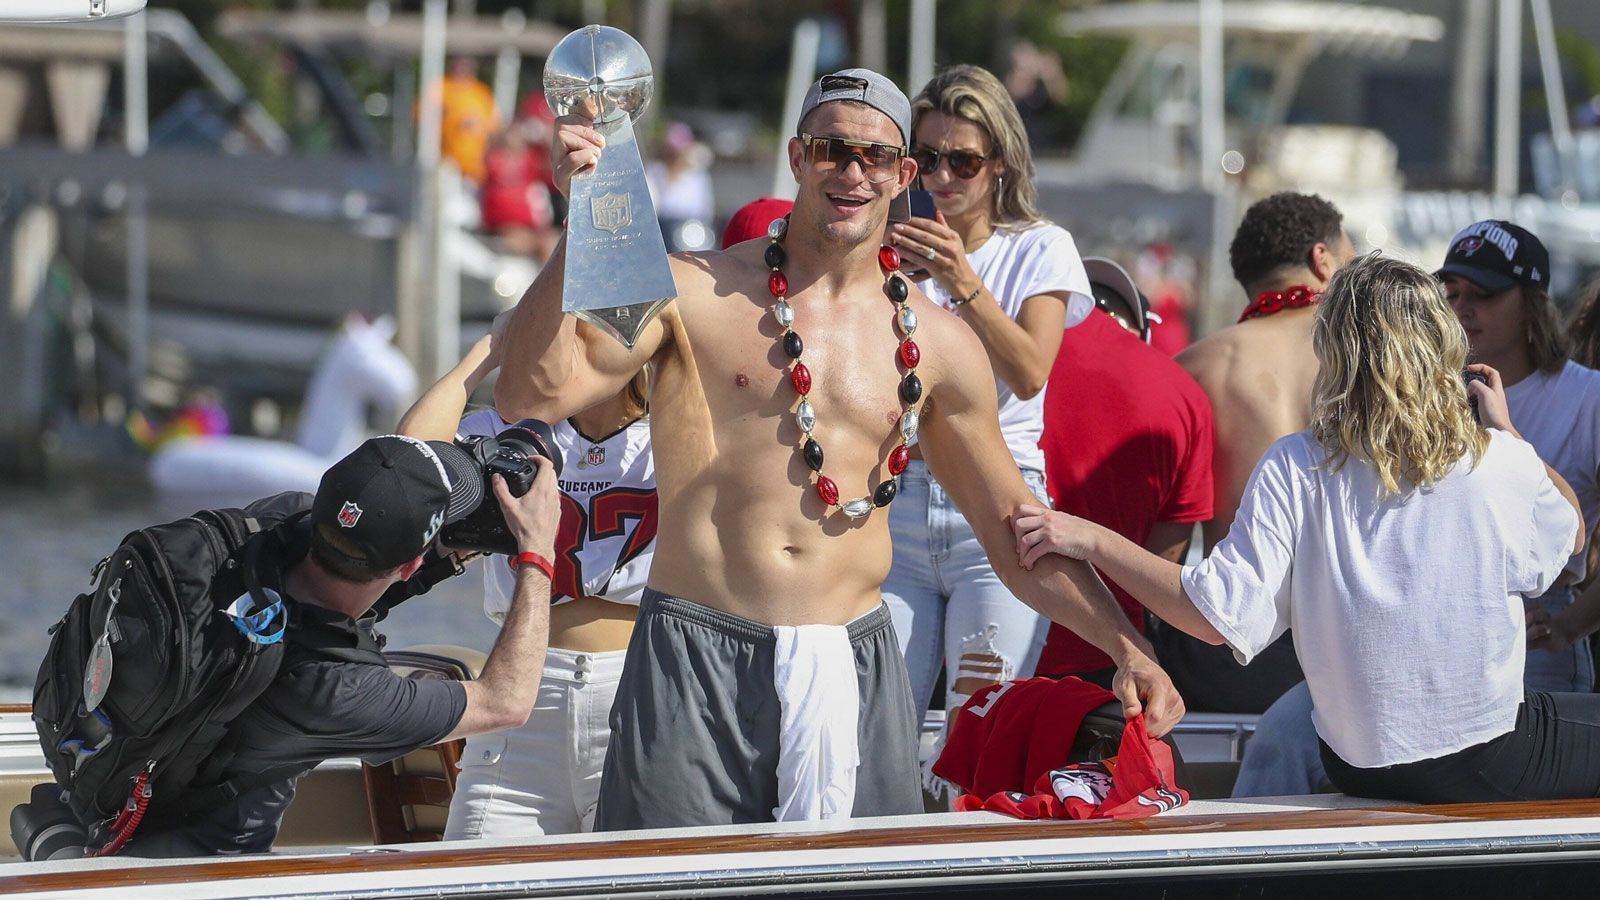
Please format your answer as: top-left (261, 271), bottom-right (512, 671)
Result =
top-left (429, 56), bottom-right (499, 185)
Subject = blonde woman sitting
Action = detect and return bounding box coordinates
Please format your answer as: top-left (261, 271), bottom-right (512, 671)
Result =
top-left (1013, 254), bottom-right (1593, 804)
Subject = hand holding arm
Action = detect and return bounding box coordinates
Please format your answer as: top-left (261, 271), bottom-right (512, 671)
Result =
top-left (1013, 506), bottom-right (1225, 646)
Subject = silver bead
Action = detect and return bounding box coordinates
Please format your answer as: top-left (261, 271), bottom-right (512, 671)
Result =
top-left (898, 306), bottom-right (918, 335)
top-left (768, 217), bottom-right (787, 240)
top-left (900, 409), bottom-right (919, 442)
top-left (797, 398), bottom-right (816, 433)
top-left (774, 300), bottom-right (794, 329)
top-left (841, 498), bottom-right (874, 519)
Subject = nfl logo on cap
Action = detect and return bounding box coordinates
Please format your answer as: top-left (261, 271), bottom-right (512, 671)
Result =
top-left (337, 501), bottom-right (362, 529)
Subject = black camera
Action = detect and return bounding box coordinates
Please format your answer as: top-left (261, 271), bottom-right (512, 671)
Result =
top-left (10, 783), bottom-right (87, 861)
top-left (1464, 369), bottom-right (1488, 421)
top-left (437, 419), bottom-right (563, 555)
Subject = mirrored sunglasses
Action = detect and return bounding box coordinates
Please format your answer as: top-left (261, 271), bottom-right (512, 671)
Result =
top-left (799, 133), bottom-right (904, 184)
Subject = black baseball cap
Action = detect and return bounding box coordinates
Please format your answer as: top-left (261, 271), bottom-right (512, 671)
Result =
top-left (1437, 220), bottom-right (1549, 294)
top-left (312, 435), bottom-right (482, 570)
top-left (1084, 256), bottom-right (1155, 341)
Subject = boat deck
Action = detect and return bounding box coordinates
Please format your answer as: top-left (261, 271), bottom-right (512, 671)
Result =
top-left (5, 793), bottom-right (1600, 898)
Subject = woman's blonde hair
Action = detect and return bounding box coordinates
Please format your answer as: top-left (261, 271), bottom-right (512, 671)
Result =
top-left (910, 64), bottom-right (1042, 228)
top-left (1311, 253), bottom-right (1488, 497)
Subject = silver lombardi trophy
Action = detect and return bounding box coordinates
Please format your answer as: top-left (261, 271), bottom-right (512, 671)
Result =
top-left (544, 25), bottom-right (677, 348)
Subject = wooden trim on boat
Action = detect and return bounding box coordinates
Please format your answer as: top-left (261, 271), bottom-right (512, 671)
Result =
top-left (0, 705), bottom-right (32, 715)
top-left (6, 798), bottom-right (1600, 892)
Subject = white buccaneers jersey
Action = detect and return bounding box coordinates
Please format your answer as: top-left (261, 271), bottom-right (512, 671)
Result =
top-left (457, 410), bottom-right (657, 623)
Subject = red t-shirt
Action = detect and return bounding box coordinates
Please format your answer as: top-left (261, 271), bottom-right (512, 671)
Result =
top-left (1037, 310), bottom-right (1215, 674)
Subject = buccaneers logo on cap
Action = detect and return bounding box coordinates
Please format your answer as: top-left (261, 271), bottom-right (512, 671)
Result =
top-left (337, 501), bottom-right (363, 528)
top-left (1455, 236), bottom-right (1484, 257)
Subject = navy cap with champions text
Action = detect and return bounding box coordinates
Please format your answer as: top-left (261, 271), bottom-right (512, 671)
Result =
top-left (312, 435), bottom-right (482, 571)
top-left (1437, 220), bottom-right (1550, 294)
top-left (798, 68), bottom-right (912, 148)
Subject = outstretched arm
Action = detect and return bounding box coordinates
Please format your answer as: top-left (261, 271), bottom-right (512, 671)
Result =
top-left (1015, 507), bottom-right (1226, 645)
top-left (918, 316), bottom-right (1184, 735)
top-left (396, 333), bottom-right (498, 441)
top-left (494, 114), bottom-right (672, 423)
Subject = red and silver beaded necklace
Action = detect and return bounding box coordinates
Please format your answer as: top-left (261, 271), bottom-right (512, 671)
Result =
top-left (1237, 285), bottom-right (1321, 323)
top-left (764, 216), bottom-right (919, 519)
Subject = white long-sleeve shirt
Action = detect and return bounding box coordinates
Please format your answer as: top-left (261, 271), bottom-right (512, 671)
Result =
top-left (1182, 429), bottom-right (1577, 768)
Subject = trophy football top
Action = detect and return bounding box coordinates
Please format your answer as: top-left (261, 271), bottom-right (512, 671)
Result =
top-left (544, 25), bottom-right (654, 127)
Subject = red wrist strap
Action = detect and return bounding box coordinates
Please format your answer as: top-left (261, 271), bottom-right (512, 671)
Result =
top-left (510, 551), bottom-right (554, 580)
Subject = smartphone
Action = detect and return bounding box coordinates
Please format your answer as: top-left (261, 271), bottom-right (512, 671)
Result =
top-left (888, 189), bottom-right (938, 224)
top-left (1464, 369), bottom-right (1487, 421)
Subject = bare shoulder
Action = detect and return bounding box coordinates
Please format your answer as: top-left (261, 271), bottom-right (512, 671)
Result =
top-left (1175, 324), bottom-right (1243, 389)
top-left (667, 243), bottom-right (766, 308)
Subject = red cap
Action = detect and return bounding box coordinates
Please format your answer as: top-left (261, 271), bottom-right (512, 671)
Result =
top-left (720, 197), bottom-right (795, 250)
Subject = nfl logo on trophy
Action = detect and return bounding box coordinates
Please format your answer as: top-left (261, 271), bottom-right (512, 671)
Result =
top-left (591, 193), bottom-right (633, 235)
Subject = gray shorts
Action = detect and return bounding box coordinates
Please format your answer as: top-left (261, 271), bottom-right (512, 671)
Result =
top-left (593, 589), bottom-right (923, 830)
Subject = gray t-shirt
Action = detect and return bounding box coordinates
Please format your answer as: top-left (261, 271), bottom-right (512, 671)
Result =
top-left (130, 602), bottom-right (466, 856)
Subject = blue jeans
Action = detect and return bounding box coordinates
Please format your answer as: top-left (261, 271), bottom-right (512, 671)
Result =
top-left (1232, 680), bottom-right (1328, 798)
top-left (1525, 585), bottom-right (1594, 693)
top-left (882, 461), bottom-right (1051, 715)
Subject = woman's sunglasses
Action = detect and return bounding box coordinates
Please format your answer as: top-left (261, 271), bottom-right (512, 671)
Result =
top-left (911, 146), bottom-right (989, 180)
top-left (799, 133), bottom-right (904, 184)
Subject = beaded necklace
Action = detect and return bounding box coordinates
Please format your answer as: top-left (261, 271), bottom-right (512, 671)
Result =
top-left (765, 216), bottom-right (920, 519)
top-left (1237, 285), bottom-right (1321, 323)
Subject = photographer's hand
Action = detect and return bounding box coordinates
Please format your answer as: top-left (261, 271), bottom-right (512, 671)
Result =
top-left (494, 456), bottom-right (560, 558)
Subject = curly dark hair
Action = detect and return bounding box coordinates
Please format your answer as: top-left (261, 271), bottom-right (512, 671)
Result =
top-left (1229, 192), bottom-right (1345, 289)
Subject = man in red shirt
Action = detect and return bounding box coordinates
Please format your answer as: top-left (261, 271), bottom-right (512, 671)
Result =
top-left (1036, 258), bottom-right (1214, 687)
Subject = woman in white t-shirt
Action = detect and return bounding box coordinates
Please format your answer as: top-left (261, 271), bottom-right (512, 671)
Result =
top-left (880, 64), bottom-right (1094, 724)
top-left (1441, 220), bottom-right (1600, 693)
top-left (1015, 254), bottom-right (1598, 804)
top-left (397, 334), bottom-right (656, 837)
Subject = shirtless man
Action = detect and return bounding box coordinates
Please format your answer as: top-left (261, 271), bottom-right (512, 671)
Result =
top-left (495, 69), bottom-right (1182, 829)
top-left (1162, 192), bottom-right (1355, 715)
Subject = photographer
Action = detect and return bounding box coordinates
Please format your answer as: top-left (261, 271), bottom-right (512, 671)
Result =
top-left (126, 435), bottom-right (560, 857)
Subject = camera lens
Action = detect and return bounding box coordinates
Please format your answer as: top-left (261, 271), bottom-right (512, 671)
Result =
top-left (496, 419), bottom-right (563, 478)
top-left (10, 784), bottom-right (87, 860)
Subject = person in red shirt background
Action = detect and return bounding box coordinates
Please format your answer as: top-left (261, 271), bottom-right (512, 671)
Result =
top-left (1036, 257), bottom-right (1214, 688)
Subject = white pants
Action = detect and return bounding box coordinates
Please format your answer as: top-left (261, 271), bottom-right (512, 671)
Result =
top-left (443, 646), bottom-right (625, 839)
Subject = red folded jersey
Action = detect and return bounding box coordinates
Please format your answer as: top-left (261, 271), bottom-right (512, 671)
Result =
top-left (931, 676), bottom-right (1116, 799)
top-left (954, 714), bottom-right (1188, 820)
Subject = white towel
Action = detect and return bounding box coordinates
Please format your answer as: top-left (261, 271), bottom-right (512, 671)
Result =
top-left (771, 624), bottom-right (861, 821)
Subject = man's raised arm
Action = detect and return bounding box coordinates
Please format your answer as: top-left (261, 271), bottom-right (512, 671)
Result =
top-left (494, 114), bottom-right (670, 423)
top-left (917, 317), bottom-right (1185, 735)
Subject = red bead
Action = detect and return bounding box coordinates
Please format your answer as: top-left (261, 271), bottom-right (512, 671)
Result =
top-left (790, 362), bottom-right (812, 395)
top-left (768, 271), bottom-right (789, 297)
top-left (899, 340), bottom-right (920, 369)
top-left (816, 475), bottom-right (839, 506)
top-left (878, 245), bottom-right (901, 272)
top-left (888, 444), bottom-right (910, 475)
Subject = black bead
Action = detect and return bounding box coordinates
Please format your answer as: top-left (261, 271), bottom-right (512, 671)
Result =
top-left (803, 438), bottom-right (825, 472)
top-left (783, 330), bottom-right (804, 359)
top-left (874, 478), bottom-right (898, 507)
top-left (899, 373), bottom-right (923, 405)
top-left (765, 242), bottom-right (786, 269)
top-left (886, 274), bottom-right (909, 303)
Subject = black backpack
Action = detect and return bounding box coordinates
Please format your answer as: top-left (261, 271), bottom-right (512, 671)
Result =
top-left (31, 492), bottom-right (315, 850)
